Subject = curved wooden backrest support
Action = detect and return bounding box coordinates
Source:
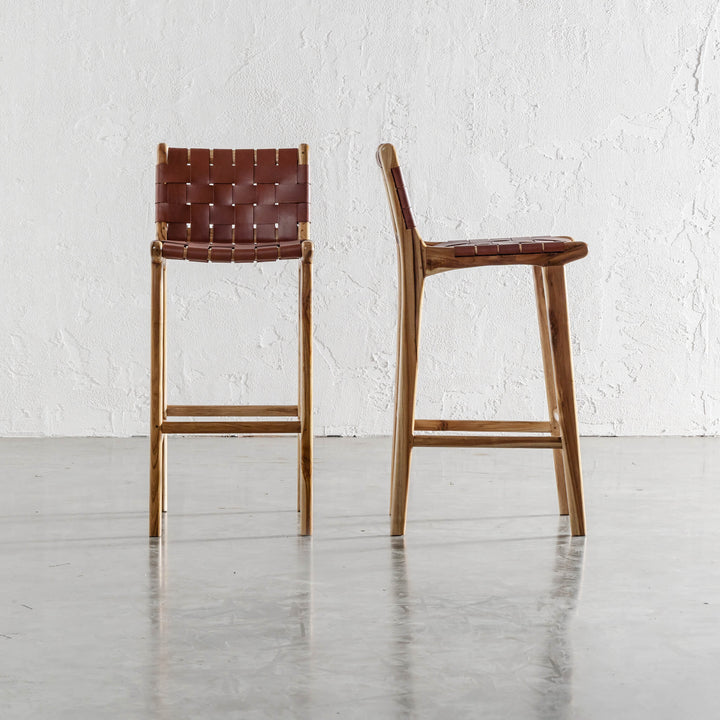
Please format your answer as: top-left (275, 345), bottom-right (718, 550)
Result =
top-left (376, 143), bottom-right (425, 263)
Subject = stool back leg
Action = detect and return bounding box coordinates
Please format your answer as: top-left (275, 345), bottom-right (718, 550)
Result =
top-left (390, 267), bottom-right (424, 536)
top-left (298, 242), bottom-right (313, 535)
top-left (533, 267), bottom-right (569, 516)
top-left (149, 249), bottom-right (164, 537)
top-left (544, 266), bottom-right (586, 536)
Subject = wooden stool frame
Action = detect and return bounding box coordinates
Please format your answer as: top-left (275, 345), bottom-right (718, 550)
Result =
top-left (377, 143), bottom-right (587, 537)
top-left (149, 143), bottom-right (313, 537)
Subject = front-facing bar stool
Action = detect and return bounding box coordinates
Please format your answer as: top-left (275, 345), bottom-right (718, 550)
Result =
top-left (377, 143), bottom-right (588, 537)
top-left (150, 144), bottom-right (312, 537)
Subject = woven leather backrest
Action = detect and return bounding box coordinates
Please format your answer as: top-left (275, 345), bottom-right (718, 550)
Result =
top-left (156, 148), bottom-right (309, 250)
top-left (390, 165), bottom-right (415, 230)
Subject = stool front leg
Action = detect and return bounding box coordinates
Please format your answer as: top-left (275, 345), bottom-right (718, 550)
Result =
top-left (161, 262), bottom-right (168, 513)
top-left (544, 266), bottom-right (586, 536)
top-left (149, 248), bottom-right (165, 537)
top-left (298, 243), bottom-right (313, 536)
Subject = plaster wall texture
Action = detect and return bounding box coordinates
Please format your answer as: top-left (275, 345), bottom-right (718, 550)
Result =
top-left (1, 1), bottom-right (718, 437)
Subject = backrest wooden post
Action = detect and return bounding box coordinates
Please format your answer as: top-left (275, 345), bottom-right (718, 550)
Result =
top-left (376, 143), bottom-right (425, 276)
top-left (155, 143), bottom-right (168, 249)
top-left (298, 143), bottom-right (309, 242)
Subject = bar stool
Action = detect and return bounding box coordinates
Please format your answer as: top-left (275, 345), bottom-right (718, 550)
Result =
top-left (150, 144), bottom-right (312, 537)
top-left (376, 143), bottom-right (587, 537)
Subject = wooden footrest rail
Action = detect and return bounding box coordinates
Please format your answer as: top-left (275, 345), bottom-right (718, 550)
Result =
top-left (166, 404), bottom-right (299, 417)
top-left (413, 435), bottom-right (562, 448)
top-left (414, 419), bottom-right (552, 433)
top-left (162, 420), bottom-right (301, 434)
top-left (412, 419), bottom-right (561, 448)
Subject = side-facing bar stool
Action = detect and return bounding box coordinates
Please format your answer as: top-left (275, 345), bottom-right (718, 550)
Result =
top-left (150, 144), bottom-right (312, 537)
top-left (377, 143), bottom-right (587, 537)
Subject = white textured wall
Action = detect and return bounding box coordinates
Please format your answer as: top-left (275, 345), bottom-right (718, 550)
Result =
top-left (1, 1), bottom-right (719, 437)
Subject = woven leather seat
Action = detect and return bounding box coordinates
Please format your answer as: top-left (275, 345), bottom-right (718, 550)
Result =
top-left (430, 236), bottom-right (586, 258)
top-left (378, 143), bottom-right (588, 538)
top-left (155, 147), bottom-right (309, 263)
top-left (389, 164), bottom-right (587, 261)
top-left (149, 144), bottom-right (313, 538)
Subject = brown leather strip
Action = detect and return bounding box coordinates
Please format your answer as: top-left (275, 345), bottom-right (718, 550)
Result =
top-left (190, 205), bottom-right (210, 241)
top-left (256, 245), bottom-right (281, 262)
top-left (400, 206), bottom-right (415, 229)
top-left (158, 204), bottom-right (190, 223)
top-left (234, 149), bottom-right (254, 184)
top-left (233, 246), bottom-right (256, 262)
top-left (473, 244), bottom-right (501, 256)
top-left (210, 204), bottom-right (234, 225)
top-left (186, 244), bottom-right (210, 262)
top-left (213, 183), bottom-right (232, 205)
top-left (212, 225), bottom-right (233, 242)
top-left (167, 183), bottom-right (187, 205)
top-left (164, 147), bottom-right (191, 182)
top-left (278, 209), bottom-right (299, 241)
top-left (390, 166), bottom-right (415, 229)
top-left (453, 245), bottom-right (476, 257)
top-left (234, 204), bottom-right (253, 236)
top-left (161, 242), bottom-right (186, 260)
top-left (395, 184), bottom-right (411, 210)
top-left (256, 224), bottom-right (277, 243)
top-left (539, 241), bottom-right (569, 252)
top-left (256, 183), bottom-right (276, 206)
top-left (210, 149), bottom-right (234, 183)
top-left (254, 204), bottom-right (279, 225)
top-left (166, 223), bottom-right (187, 241)
top-left (390, 166), bottom-right (405, 188)
top-left (497, 243), bottom-right (522, 254)
top-left (277, 148), bottom-right (300, 183)
top-left (187, 184), bottom-right (213, 203)
top-left (190, 148), bottom-right (210, 184)
top-left (279, 242), bottom-right (303, 260)
top-left (232, 184), bottom-right (257, 204)
top-left (255, 148), bottom-right (280, 183)
top-left (276, 183), bottom-right (309, 203)
top-left (211, 246), bottom-right (233, 262)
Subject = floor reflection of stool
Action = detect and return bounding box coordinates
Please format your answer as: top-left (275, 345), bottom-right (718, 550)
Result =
top-left (377, 143), bottom-right (587, 537)
top-left (150, 144), bottom-right (312, 537)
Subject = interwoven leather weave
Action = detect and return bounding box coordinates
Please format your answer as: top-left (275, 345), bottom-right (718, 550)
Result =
top-left (156, 147), bottom-right (309, 263)
top-left (434, 237), bottom-right (581, 257)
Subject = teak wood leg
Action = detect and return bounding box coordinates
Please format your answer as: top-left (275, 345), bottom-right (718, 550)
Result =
top-left (390, 271), bottom-right (424, 536)
top-left (298, 244), bottom-right (313, 535)
top-left (149, 252), bottom-right (164, 537)
top-left (533, 267), bottom-right (569, 516)
top-left (390, 255), bottom-right (403, 516)
top-left (296, 347), bottom-right (301, 515)
top-left (544, 266), bottom-right (586, 536)
top-left (161, 262), bottom-right (168, 513)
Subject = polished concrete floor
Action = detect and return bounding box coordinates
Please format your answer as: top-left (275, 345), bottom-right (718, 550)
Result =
top-left (1, 436), bottom-right (719, 719)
